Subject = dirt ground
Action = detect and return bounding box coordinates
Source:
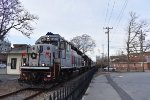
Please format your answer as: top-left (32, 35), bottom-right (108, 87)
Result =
top-left (0, 75), bottom-right (23, 96)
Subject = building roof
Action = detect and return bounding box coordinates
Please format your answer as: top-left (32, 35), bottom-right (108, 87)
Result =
top-left (9, 44), bottom-right (30, 54)
top-left (13, 44), bottom-right (29, 48)
top-left (110, 52), bottom-right (150, 63)
top-left (110, 55), bottom-right (127, 62)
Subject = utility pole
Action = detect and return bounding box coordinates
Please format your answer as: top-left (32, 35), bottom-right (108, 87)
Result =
top-left (103, 27), bottom-right (113, 72)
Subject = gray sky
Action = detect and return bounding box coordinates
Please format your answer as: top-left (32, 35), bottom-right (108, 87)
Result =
top-left (8, 0), bottom-right (150, 61)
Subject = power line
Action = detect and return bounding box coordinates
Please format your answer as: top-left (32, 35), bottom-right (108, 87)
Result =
top-left (104, 0), bottom-right (111, 27)
top-left (115, 0), bottom-right (128, 24)
top-left (108, 0), bottom-right (128, 55)
top-left (107, 0), bottom-right (117, 26)
top-left (114, 0), bottom-right (128, 32)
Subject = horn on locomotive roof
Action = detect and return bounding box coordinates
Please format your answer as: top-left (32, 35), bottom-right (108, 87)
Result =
top-left (46, 32), bottom-right (54, 35)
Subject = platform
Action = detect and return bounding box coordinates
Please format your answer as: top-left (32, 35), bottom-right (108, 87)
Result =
top-left (82, 70), bottom-right (150, 100)
top-left (82, 72), bottom-right (121, 100)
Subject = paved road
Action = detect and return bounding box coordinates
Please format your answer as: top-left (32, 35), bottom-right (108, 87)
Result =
top-left (82, 70), bottom-right (150, 100)
top-left (0, 74), bottom-right (19, 83)
top-left (0, 68), bottom-right (6, 74)
top-left (106, 74), bottom-right (133, 100)
top-left (111, 71), bottom-right (150, 100)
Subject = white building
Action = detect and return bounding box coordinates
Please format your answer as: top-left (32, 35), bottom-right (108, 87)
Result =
top-left (7, 44), bottom-right (29, 74)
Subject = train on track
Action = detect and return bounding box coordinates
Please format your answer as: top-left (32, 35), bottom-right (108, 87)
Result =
top-left (18, 32), bottom-right (93, 84)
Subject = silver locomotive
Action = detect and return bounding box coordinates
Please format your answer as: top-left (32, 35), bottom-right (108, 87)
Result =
top-left (19, 32), bottom-right (92, 84)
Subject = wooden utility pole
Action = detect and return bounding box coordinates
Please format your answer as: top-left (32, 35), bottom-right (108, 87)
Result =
top-left (103, 27), bottom-right (113, 72)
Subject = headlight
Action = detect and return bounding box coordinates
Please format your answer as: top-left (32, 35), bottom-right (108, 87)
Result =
top-left (22, 73), bottom-right (26, 76)
top-left (41, 37), bottom-right (47, 42)
top-left (47, 37), bottom-right (51, 41)
top-left (23, 63), bottom-right (26, 66)
top-left (47, 75), bottom-right (51, 77)
top-left (42, 63), bottom-right (45, 66)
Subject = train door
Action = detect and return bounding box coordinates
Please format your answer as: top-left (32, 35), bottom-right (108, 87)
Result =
top-left (53, 51), bottom-right (61, 81)
top-left (54, 63), bottom-right (60, 81)
top-left (29, 45), bottom-right (39, 66)
top-left (39, 45), bottom-right (51, 66)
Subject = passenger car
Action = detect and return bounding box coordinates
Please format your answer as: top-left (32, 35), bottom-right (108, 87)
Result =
top-left (0, 64), bottom-right (6, 68)
top-left (103, 66), bottom-right (116, 72)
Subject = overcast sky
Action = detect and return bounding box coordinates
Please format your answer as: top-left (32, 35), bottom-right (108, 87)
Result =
top-left (8, 0), bottom-right (150, 61)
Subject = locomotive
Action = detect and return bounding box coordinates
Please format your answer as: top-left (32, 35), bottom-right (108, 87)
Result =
top-left (19, 32), bottom-right (92, 84)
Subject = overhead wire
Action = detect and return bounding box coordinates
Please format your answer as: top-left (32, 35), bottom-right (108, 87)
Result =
top-left (103, 0), bottom-right (118, 56)
top-left (110, 0), bottom-right (128, 48)
top-left (103, 0), bottom-right (129, 53)
top-left (106, 0), bottom-right (128, 53)
top-left (104, 0), bottom-right (111, 27)
top-left (114, 0), bottom-right (128, 32)
top-left (114, 0), bottom-right (128, 53)
top-left (107, 0), bottom-right (117, 26)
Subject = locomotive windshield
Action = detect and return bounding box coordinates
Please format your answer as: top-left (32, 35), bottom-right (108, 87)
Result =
top-left (50, 37), bottom-right (59, 46)
top-left (51, 41), bottom-right (58, 46)
top-left (40, 37), bottom-right (59, 46)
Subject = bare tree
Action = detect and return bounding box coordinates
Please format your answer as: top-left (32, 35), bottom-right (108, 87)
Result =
top-left (126, 12), bottom-right (137, 71)
top-left (126, 12), bottom-right (150, 71)
top-left (70, 36), bottom-right (82, 49)
top-left (0, 0), bottom-right (38, 40)
top-left (70, 34), bottom-right (96, 54)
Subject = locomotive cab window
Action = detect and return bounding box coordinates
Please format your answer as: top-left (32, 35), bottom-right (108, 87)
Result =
top-left (51, 41), bottom-right (58, 46)
top-left (39, 45), bottom-right (43, 53)
top-left (60, 41), bottom-right (66, 50)
top-left (66, 44), bottom-right (70, 51)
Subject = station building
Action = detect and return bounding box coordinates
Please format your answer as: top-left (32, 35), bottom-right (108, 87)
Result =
top-left (6, 44), bottom-right (29, 74)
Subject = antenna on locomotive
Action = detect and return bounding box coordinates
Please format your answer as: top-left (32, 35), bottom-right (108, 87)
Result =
top-left (46, 32), bottom-right (54, 35)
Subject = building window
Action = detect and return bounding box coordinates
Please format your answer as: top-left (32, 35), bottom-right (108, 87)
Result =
top-left (11, 58), bottom-right (17, 69)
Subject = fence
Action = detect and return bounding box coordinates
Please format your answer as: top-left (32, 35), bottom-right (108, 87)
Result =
top-left (49, 67), bottom-right (97, 100)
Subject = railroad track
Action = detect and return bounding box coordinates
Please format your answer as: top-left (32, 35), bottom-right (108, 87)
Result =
top-left (0, 87), bottom-right (46, 100)
top-left (0, 82), bottom-right (63, 100)
top-left (0, 70), bottom-right (90, 100)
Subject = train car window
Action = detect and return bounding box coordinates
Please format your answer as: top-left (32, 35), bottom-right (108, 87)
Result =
top-left (39, 45), bottom-right (43, 53)
top-left (32, 47), bottom-right (35, 50)
top-left (53, 52), bottom-right (55, 58)
top-left (60, 41), bottom-right (65, 49)
top-left (78, 58), bottom-right (80, 66)
top-left (74, 57), bottom-right (76, 66)
top-left (59, 51), bottom-right (61, 58)
top-left (69, 44), bottom-right (70, 51)
top-left (73, 56), bottom-right (75, 64)
top-left (67, 44), bottom-right (70, 51)
top-left (47, 46), bottom-right (50, 50)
